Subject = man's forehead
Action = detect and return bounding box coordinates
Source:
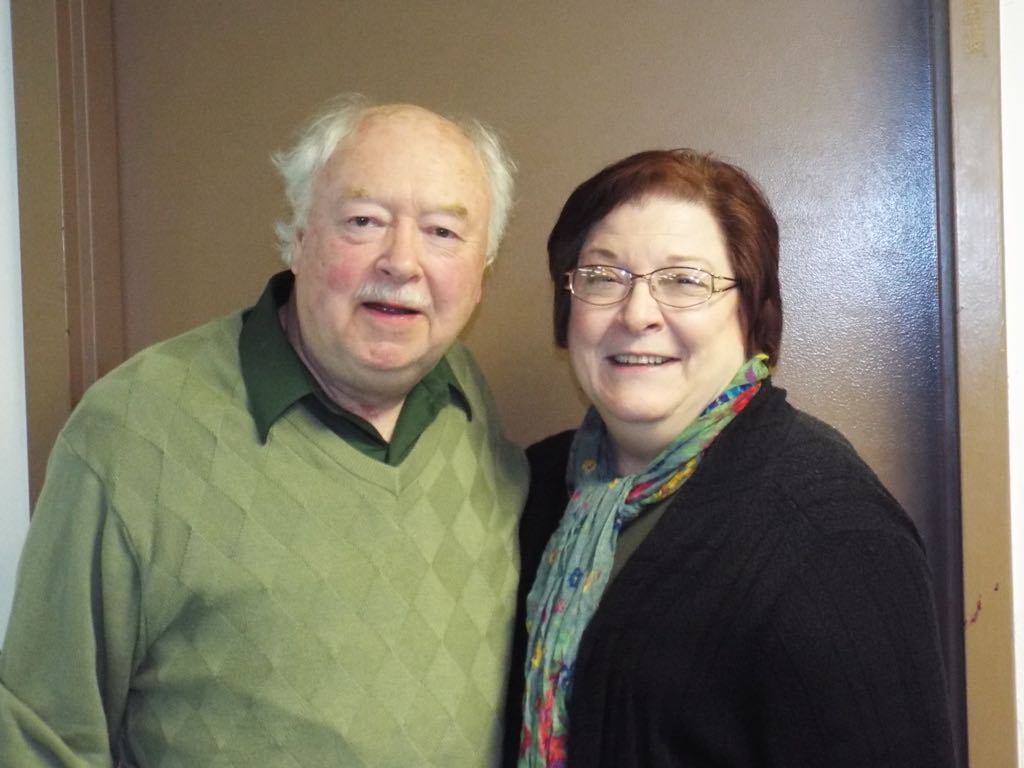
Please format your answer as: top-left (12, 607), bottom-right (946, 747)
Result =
top-left (352, 105), bottom-right (469, 149)
top-left (317, 110), bottom-right (489, 215)
top-left (342, 187), bottom-right (471, 219)
top-left (333, 110), bottom-right (479, 171)
top-left (363, 102), bottom-right (449, 123)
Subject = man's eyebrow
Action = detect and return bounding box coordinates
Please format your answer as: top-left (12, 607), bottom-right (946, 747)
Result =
top-left (337, 190), bottom-right (469, 220)
top-left (342, 186), bottom-right (371, 201)
top-left (434, 203), bottom-right (469, 219)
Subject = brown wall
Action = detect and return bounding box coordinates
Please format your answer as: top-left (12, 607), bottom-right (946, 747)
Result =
top-left (110, 0), bottom-right (949, 479)
top-left (110, 0), bottom-right (967, 737)
top-left (12, 0), bottom-right (1016, 764)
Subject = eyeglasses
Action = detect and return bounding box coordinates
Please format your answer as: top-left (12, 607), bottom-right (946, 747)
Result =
top-left (564, 265), bottom-right (738, 309)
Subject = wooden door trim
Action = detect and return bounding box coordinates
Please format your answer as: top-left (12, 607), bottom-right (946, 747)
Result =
top-left (55, 0), bottom-right (124, 403)
top-left (947, 0), bottom-right (1016, 765)
top-left (12, 0), bottom-right (123, 503)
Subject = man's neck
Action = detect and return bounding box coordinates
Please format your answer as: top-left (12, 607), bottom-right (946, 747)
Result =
top-left (278, 301), bottom-right (405, 441)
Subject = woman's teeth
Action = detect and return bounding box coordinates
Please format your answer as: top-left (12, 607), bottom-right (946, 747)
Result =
top-left (613, 354), bottom-right (669, 365)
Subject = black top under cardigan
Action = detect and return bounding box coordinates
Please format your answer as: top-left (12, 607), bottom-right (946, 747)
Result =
top-left (503, 382), bottom-right (956, 767)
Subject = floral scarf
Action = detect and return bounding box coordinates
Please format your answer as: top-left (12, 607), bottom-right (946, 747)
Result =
top-left (517, 354), bottom-right (771, 766)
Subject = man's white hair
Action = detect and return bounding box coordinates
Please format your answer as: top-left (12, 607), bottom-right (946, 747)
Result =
top-left (272, 93), bottom-right (516, 266)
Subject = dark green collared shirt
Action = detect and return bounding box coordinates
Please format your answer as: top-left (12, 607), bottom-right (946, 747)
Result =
top-left (239, 271), bottom-right (471, 465)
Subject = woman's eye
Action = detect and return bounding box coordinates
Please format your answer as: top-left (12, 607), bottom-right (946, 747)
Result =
top-left (668, 271), bottom-right (704, 286)
top-left (350, 216), bottom-right (373, 227)
top-left (580, 269), bottom-right (624, 287)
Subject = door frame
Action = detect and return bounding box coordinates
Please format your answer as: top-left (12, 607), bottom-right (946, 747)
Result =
top-left (947, 0), bottom-right (1016, 765)
top-left (10, 0), bottom-right (123, 505)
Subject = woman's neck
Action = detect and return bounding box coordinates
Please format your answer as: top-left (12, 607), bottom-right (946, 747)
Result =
top-left (607, 427), bottom-right (667, 476)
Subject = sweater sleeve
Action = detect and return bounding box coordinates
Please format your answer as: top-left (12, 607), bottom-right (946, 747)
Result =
top-left (0, 436), bottom-right (142, 767)
top-left (753, 527), bottom-right (957, 768)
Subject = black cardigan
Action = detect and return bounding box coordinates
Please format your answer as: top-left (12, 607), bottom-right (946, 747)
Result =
top-left (503, 383), bottom-right (956, 767)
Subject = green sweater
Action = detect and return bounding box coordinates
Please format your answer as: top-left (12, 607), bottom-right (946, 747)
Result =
top-left (0, 312), bottom-right (528, 767)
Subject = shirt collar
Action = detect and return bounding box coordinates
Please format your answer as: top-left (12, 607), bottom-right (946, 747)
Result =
top-left (239, 270), bottom-right (471, 444)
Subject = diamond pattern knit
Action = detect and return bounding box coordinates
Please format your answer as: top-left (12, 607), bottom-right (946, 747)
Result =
top-left (0, 313), bottom-right (528, 767)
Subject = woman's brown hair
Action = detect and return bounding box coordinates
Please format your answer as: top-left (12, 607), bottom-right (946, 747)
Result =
top-left (548, 149), bottom-right (783, 365)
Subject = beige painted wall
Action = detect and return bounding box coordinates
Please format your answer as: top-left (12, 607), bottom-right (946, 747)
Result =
top-left (112, 0), bottom-right (945, 464)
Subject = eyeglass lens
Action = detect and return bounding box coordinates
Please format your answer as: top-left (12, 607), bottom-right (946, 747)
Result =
top-left (570, 266), bottom-right (714, 308)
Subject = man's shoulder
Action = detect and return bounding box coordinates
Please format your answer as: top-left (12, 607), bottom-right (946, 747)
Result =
top-left (442, 342), bottom-right (493, 411)
top-left (442, 341), bottom-right (482, 379)
top-left (440, 343), bottom-right (527, 479)
top-left (88, 313), bottom-right (243, 398)
top-left (63, 312), bottom-right (247, 450)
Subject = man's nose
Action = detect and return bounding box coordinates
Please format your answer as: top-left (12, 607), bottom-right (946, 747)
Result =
top-left (377, 220), bottom-right (423, 280)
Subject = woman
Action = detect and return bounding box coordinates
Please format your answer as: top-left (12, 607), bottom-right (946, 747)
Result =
top-left (504, 150), bottom-right (956, 767)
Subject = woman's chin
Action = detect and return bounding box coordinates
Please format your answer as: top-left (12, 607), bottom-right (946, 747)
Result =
top-left (597, 407), bottom-right (687, 445)
top-left (600, 406), bottom-right (665, 427)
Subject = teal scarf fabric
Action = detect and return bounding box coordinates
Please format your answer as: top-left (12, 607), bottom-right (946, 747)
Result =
top-left (517, 354), bottom-right (771, 766)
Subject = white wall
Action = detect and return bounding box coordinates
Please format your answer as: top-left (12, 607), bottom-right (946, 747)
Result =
top-left (0, 1), bottom-right (31, 639)
top-left (1004, 1), bottom-right (1024, 764)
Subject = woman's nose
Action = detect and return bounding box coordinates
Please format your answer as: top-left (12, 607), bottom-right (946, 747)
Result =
top-left (619, 279), bottom-right (664, 332)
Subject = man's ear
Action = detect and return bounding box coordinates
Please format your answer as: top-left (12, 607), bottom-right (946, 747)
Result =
top-left (289, 230), bottom-right (306, 273)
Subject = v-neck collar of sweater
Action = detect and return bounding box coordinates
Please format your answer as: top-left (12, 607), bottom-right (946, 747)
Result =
top-left (276, 391), bottom-right (469, 497)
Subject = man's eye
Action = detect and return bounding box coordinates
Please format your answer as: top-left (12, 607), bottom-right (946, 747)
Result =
top-left (350, 216), bottom-right (373, 227)
top-left (432, 226), bottom-right (457, 239)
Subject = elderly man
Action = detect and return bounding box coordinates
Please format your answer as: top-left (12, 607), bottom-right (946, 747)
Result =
top-left (0, 95), bottom-right (527, 766)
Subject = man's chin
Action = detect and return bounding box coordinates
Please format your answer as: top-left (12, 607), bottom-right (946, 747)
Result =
top-left (352, 350), bottom-right (444, 393)
top-left (358, 344), bottom-right (436, 374)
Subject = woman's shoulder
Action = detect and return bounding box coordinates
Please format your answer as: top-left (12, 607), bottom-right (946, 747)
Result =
top-left (752, 398), bottom-right (923, 549)
top-left (526, 429), bottom-right (575, 472)
top-left (525, 429), bottom-right (575, 506)
top-left (717, 384), bottom-right (919, 542)
top-left (520, 430), bottom-right (576, 553)
top-left (745, 384), bottom-right (889, 487)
